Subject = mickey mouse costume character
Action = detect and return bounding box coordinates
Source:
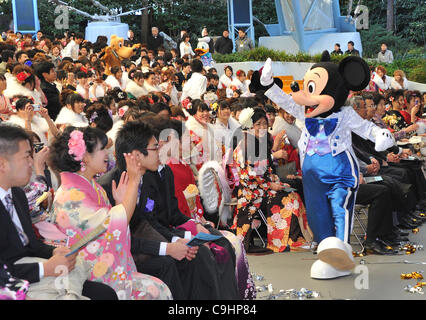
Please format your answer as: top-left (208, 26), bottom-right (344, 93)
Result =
top-left (259, 56), bottom-right (395, 279)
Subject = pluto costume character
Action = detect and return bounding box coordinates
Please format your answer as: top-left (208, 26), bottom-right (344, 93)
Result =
top-left (100, 35), bottom-right (140, 75)
top-left (260, 57), bottom-right (395, 279)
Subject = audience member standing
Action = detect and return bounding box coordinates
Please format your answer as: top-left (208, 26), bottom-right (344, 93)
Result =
top-left (235, 29), bottom-right (254, 52)
top-left (214, 30), bottom-right (233, 54)
top-left (330, 43), bottom-right (343, 56)
top-left (147, 27), bottom-right (164, 54)
top-left (377, 43), bottom-right (394, 64)
top-left (345, 41), bottom-right (360, 56)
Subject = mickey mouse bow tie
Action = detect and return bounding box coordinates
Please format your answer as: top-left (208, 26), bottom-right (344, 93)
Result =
top-left (305, 118), bottom-right (338, 136)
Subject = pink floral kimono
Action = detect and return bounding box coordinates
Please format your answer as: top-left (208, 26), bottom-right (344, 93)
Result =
top-left (51, 172), bottom-right (172, 300)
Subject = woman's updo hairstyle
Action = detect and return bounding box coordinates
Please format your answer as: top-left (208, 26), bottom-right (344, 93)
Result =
top-left (85, 103), bottom-right (113, 133)
top-left (49, 126), bottom-right (108, 173)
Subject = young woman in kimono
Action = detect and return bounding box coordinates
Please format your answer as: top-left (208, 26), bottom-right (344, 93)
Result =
top-left (49, 126), bottom-right (172, 300)
top-left (233, 108), bottom-right (312, 253)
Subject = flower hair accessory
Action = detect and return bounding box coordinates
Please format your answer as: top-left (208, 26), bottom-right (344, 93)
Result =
top-left (181, 98), bottom-right (192, 110)
top-left (238, 107), bottom-right (255, 129)
top-left (16, 71), bottom-right (31, 83)
top-left (118, 105), bottom-right (129, 118)
top-left (89, 111), bottom-right (98, 124)
top-left (68, 130), bottom-right (86, 162)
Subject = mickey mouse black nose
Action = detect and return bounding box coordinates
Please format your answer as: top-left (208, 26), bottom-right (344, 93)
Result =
top-left (290, 81), bottom-right (300, 92)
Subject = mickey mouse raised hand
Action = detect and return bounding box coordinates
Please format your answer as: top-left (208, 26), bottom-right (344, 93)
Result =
top-left (262, 55), bottom-right (394, 279)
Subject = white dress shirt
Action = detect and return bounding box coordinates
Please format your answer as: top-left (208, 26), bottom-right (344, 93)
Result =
top-left (0, 187), bottom-right (44, 279)
top-left (180, 72), bottom-right (207, 101)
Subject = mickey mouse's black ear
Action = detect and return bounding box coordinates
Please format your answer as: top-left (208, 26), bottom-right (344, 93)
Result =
top-left (338, 56), bottom-right (370, 91)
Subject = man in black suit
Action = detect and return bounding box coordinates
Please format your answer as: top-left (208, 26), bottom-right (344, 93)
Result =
top-left (175, 62), bottom-right (192, 92)
top-left (351, 96), bottom-right (424, 230)
top-left (99, 120), bottom-right (240, 300)
top-left (214, 30), bottom-right (233, 55)
top-left (147, 27), bottom-right (164, 54)
top-left (0, 124), bottom-right (117, 299)
top-left (34, 61), bottom-right (61, 121)
top-left (345, 41), bottom-right (360, 56)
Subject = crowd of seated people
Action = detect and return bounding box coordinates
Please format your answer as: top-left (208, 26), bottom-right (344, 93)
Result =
top-left (0, 28), bottom-right (425, 300)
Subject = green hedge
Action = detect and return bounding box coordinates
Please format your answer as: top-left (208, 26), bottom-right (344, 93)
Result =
top-left (212, 47), bottom-right (426, 84)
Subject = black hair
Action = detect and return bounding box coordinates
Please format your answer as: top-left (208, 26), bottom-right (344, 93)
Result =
top-left (56, 69), bottom-right (68, 81)
top-left (74, 32), bottom-right (84, 40)
top-left (33, 61), bottom-right (55, 80)
top-left (335, 43), bottom-right (340, 48)
top-left (98, 95), bottom-right (114, 109)
top-left (348, 41), bottom-right (354, 46)
top-left (115, 120), bottom-right (154, 171)
top-left (190, 59), bottom-right (203, 73)
top-left (264, 104), bottom-right (276, 114)
top-left (1, 50), bottom-right (14, 63)
top-left (15, 97), bottom-right (33, 111)
top-left (107, 87), bottom-right (127, 103)
top-left (15, 50), bottom-right (28, 61)
top-left (65, 93), bottom-right (85, 110)
top-left (217, 99), bottom-right (230, 110)
top-left (0, 123), bottom-right (32, 157)
top-left (175, 58), bottom-right (184, 65)
top-left (110, 66), bottom-right (121, 75)
top-left (49, 126), bottom-right (108, 173)
top-left (372, 92), bottom-right (385, 106)
top-left (62, 57), bottom-right (74, 64)
top-left (251, 107), bottom-right (268, 125)
top-left (86, 103), bottom-right (113, 133)
top-left (143, 71), bottom-right (155, 79)
top-left (231, 103), bottom-right (244, 114)
top-left (391, 89), bottom-right (405, 101)
top-left (206, 73), bottom-right (219, 81)
top-left (131, 71), bottom-right (144, 81)
top-left (151, 102), bottom-right (171, 116)
top-left (189, 99), bottom-right (209, 116)
top-left (76, 71), bottom-right (87, 79)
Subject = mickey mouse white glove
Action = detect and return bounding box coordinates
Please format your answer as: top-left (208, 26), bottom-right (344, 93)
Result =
top-left (260, 58), bottom-right (274, 86)
top-left (374, 128), bottom-right (395, 152)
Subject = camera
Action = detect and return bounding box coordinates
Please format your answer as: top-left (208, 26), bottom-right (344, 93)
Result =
top-left (89, 81), bottom-right (94, 86)
top-left (32, 104), bottom-right (40, 112)
top-left (34, 143), bottom-right (44, 153)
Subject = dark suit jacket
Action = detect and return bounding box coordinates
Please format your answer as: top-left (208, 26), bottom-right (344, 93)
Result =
top-left (98, 166), bottom-right (190, 256)
top-left (0, 187), bottom-right (54, 283)
top-left (352, 132), bottom-right (399, 165)
top-left (40, 79), bottom-right (61, 121)
top-left (147, 35), bottom-right (164, 53)
top-left (214, 36), bottom-right (233, 55)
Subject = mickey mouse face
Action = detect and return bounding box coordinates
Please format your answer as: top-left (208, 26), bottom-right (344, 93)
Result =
top-left (292, 56), bottom-right (371, 118)
top-left (303, 67), bottom-right (329, 96)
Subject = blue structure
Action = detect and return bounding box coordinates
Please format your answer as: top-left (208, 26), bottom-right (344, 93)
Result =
top-left (12, 0), bottom-right (40, 34)
top-left (226, 0), bottom-right (363, 56)
top-left (259, 0), bottom-right (362, 55)
top-left (227, 0), bottom-right (255, 52)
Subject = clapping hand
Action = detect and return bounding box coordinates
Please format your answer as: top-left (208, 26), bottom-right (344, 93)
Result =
top-left (112, 171), bottom-right (129, 205)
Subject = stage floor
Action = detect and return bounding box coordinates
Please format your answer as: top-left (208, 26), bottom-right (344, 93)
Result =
top-left (248, 223), bottom-right (426, 300)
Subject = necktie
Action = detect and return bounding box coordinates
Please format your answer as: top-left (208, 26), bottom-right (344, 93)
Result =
top-left (305, 118), bottom-right (338, 136)
top-left (4, 194), bottom-right (29, 246)
top-left (159, 167), bottom-right (166, 182)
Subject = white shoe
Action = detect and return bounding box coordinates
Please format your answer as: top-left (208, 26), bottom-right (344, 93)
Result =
top-left (310, 260), bottom-right (352, 279)
top-left (260, 58), bottom-right (274, 86)
top-left (317, 237), bottom-right (355, 271)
